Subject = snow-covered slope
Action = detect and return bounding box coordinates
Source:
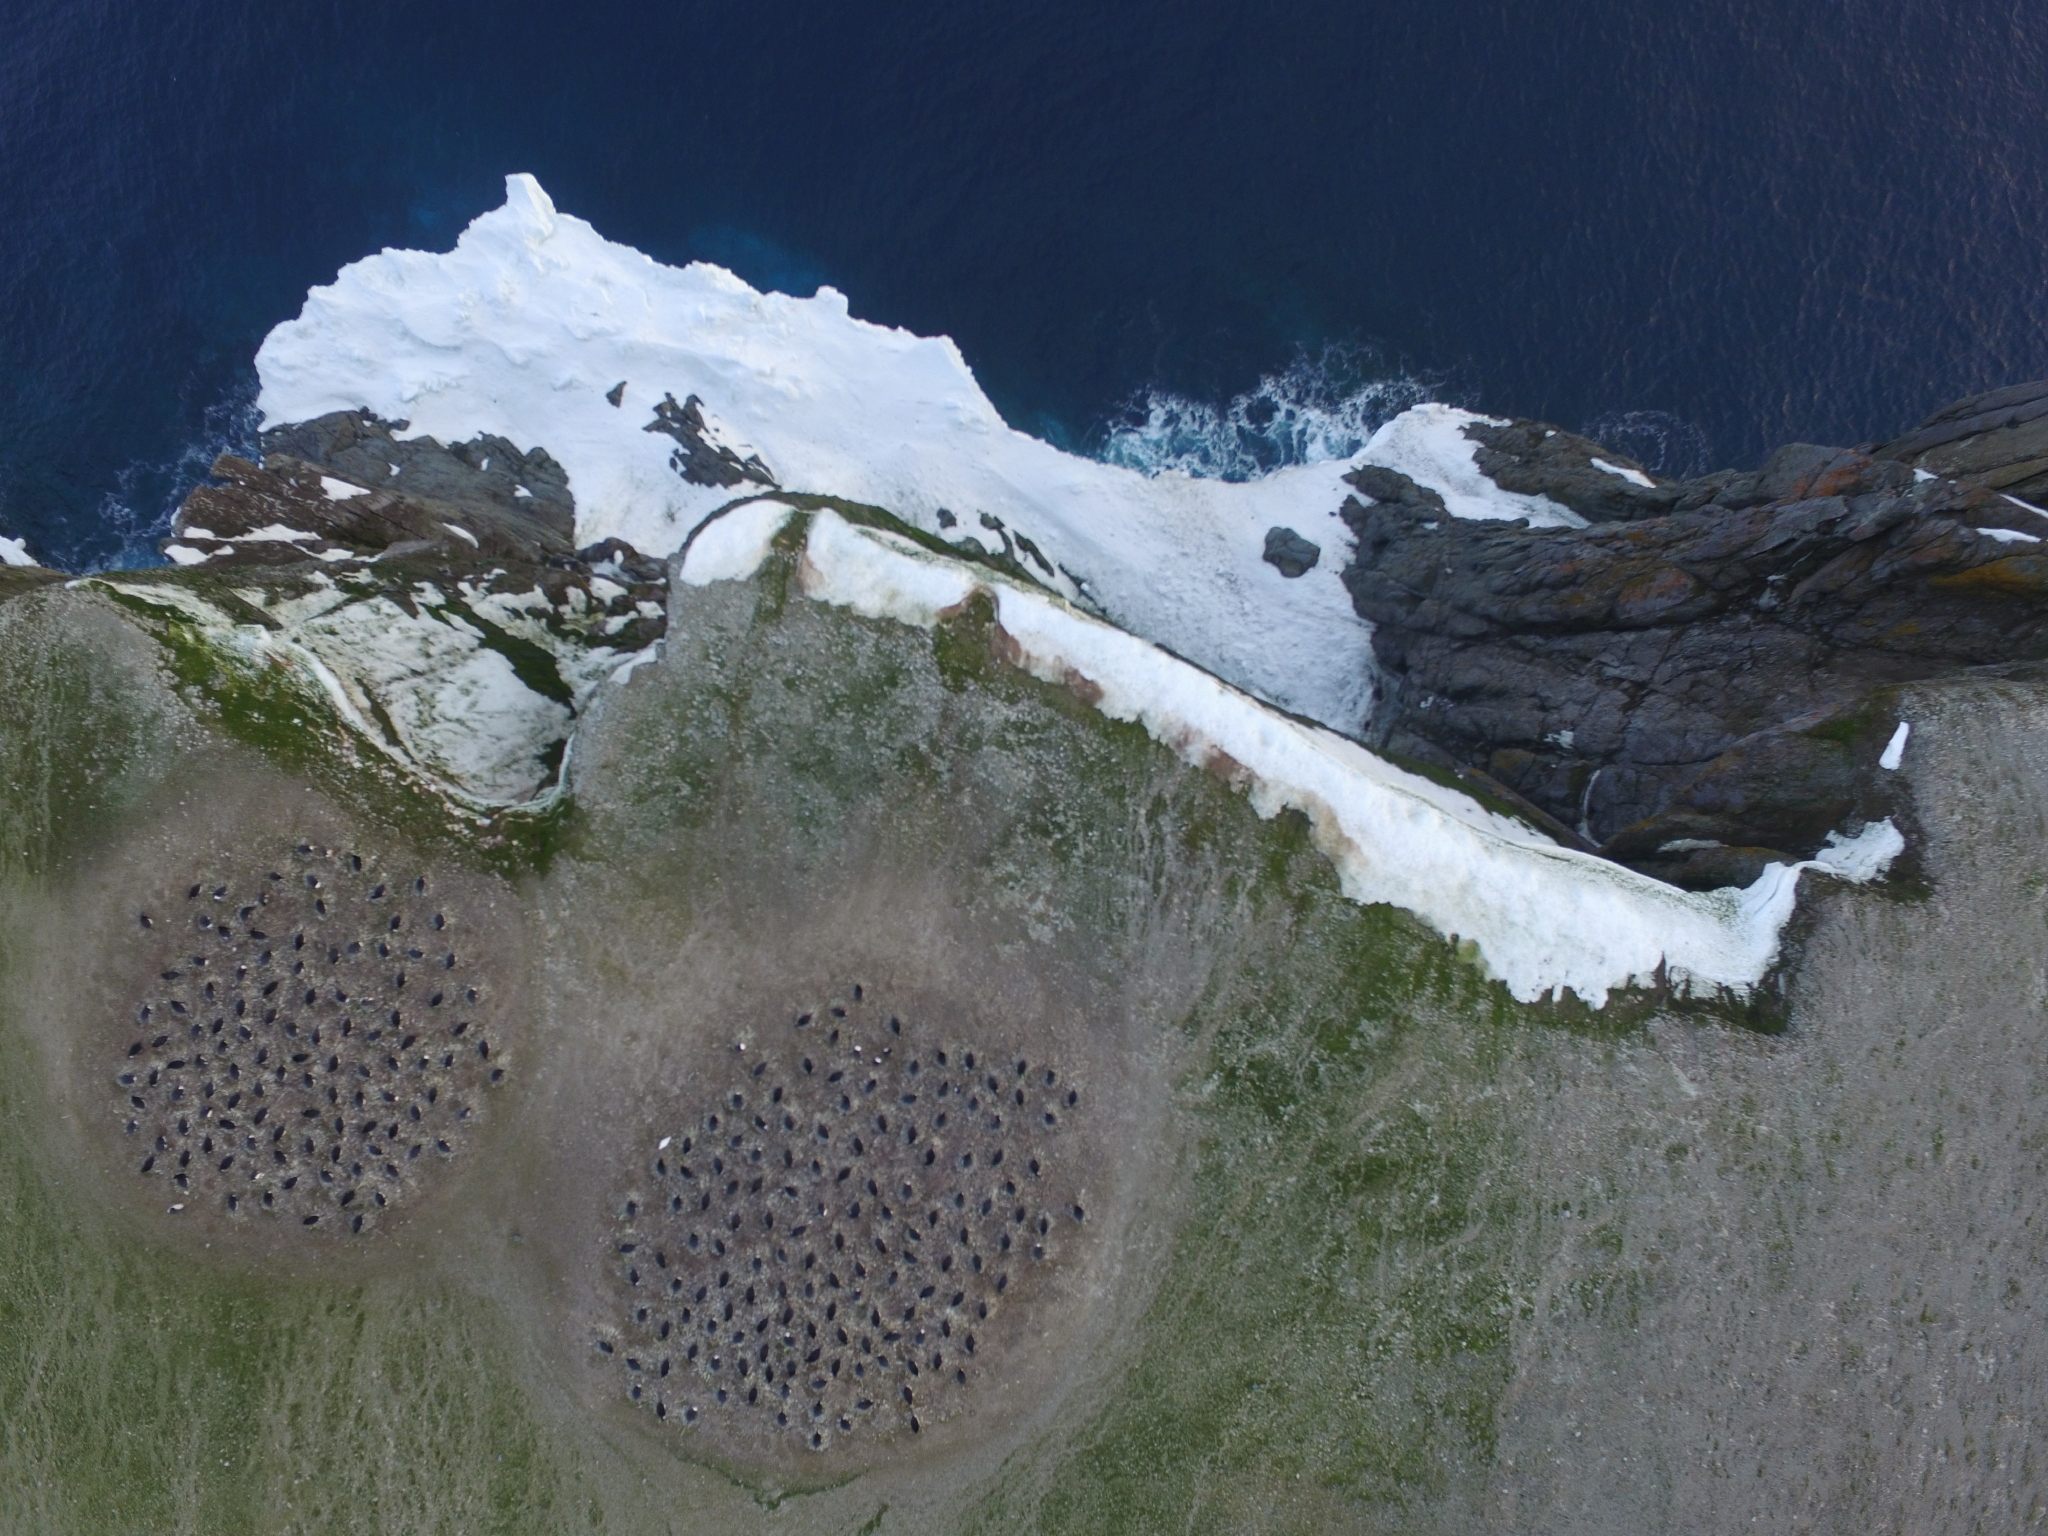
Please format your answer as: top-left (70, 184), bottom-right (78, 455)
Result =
top-left (250, 174), bottom-right (1905, 1006)
top-left (92, 567), bottom-right (649, 808)
top-left (257, 176), bottom-right (1565, 741)
top-left (688, 505), bottom-right (1897, 1005)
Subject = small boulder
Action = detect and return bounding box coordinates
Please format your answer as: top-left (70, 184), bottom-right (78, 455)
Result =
top-left (1262, 526), bottom-right (1321, 578)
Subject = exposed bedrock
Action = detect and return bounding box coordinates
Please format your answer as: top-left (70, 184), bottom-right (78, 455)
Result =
top-left (170, 410), bottom-right (669, 654)
top-left (149, 410), bottom-right (673, 805)
top-left (1344, 386), bottom-right (2048, 888)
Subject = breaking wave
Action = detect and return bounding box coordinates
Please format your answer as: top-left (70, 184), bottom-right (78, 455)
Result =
top-left (84, 380), bottom-right (261, 571)
top-left (1097, 347), bottom-right (1436, 481)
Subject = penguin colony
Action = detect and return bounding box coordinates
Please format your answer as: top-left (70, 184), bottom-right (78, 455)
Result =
top-left (600, 985), bottom-right (1088, 1451)
top-left (113, 844), bottom-right (504, 1232)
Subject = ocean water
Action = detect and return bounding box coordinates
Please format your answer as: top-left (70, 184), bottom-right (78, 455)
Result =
top-left (2, 0), bottom-right (2044, 569)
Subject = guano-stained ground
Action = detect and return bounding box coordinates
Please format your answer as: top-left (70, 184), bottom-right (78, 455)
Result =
top-left (0, 564), bottom-right (2043, 1533)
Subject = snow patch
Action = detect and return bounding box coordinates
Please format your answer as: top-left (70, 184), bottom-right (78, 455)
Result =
top-left (1354, 405), bottom-right (1584, 527)
top-left (319, 476), bottom-right (370, 500)
top-left (162, 544), bottom-right (212, 566)
top-left (254, 173), bottom-right (1378, 736)
top-left (1913, 466), bottom-right (1938, 483)
top-left (1880, 720), bottom-right (1910, 771)
top-left (92, 562), bottom-right (652, 811)
top-left (792, 510), bottom-right (1878, 1006)
top-left (1807, 819), bottom-right (1905, 883)
top-left (1976, 526), bottom-right (2041, 544)
top-left (0, 535), bottom-right (38, 567)
top-left (1590, 456), bottom-right (1655, 489)
top-left (680, 499), bottom-right (797, 587)
top-left (442, 522), bottom-right (480, 547)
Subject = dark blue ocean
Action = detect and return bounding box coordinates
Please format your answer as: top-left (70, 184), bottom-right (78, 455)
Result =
top-left (3, 0), bottom-right (2045, 569)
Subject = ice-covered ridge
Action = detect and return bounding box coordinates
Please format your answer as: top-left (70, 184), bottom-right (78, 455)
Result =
top-left (255, 175), bottom-right (1581, 743)
top-left (90, 569), bottom-right (651, 809)
top-left (683, 505), bottom-right (1895, 1006)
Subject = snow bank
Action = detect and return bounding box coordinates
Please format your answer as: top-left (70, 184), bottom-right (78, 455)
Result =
top-left (792, 510), bottom-right (1892, 1006)
top-left (1880, 720), bottom-right (1910, 771)
top-left (1590, 455), bottom-right (1655, 489)
top-left (679, 498), bottom-right (795, 587)
top-left (0, 534), bottom-right (36, 568)
top-left (93, 567), bottom-right (650, 810)
top-left (1353, 406), bottom-right (1582, 526)
top-left (256, 178), bottom-right (1599, 745)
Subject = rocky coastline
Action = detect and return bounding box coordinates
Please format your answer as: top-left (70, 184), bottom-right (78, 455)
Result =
top-left (1341, 380), bottom-right (2048, 886)
top-left (5, 381), bottom-right (2046, 890)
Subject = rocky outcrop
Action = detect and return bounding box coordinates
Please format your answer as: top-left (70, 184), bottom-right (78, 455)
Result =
top-left (134, 410), bottom-right (671, 807)
top-left (644, 392), bottom-right (778, 490)
top-left (1344, 399), bottom-right (2048, 887)
top-left (173, 411), bottom-right (580, 568)
top-left (1261, 526), bottom-right (1321, 577)
top-left (1876, 378), bottom-right (2048, 503)
top-left (1461, 419), bottom-right (1676, 523)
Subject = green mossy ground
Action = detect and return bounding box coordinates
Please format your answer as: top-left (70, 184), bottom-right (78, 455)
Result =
top-left (0, 551), bottom-right (1743, 1533)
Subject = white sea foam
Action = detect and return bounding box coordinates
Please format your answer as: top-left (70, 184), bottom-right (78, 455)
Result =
top-left (93, 383), bottom-right (261, 573)
top-left (1098, 349), bottom-right (1434, 480)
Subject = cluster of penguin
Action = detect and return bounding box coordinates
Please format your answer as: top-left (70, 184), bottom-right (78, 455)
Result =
top-left (601, 985), bottom-right (1088, 1451)
top-left (114, 843), bottom-right (503, 1233)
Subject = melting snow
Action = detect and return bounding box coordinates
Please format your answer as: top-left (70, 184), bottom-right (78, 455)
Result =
top-left (1809, 819), bottom-right (1906, 883)
top-left (1880, 720), bottom-right (1910, 771)
top-left (1590, 456), bottom-right (1655, 489)
top-left (1353, 405), bottom-right (1583, 527)
top-left (680, 499), bottom-right (796, 587)
top-left (792, 508), bottom-right (1894, 1005)
top-left (254, 174), bottom-right (1383, 736)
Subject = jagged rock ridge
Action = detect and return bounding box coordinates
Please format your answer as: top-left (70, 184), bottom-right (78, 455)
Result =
top-left (1343, 381), bottom-right (2048, 886)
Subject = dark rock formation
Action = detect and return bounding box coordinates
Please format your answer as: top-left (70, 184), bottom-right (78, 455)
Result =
top-left (177, 411), bottom-right (581, 563)
top-left (1344, 402), bottom-right (2048, 887)
top-left (1262, 526), bottom-right (1321, 577)
top-left (167, 409), bottom-right (668, 654)
top-left (1876, 379), bottom-right (2048, 503)
top-left (1462, 419), bottom-right (1674, 523)
top-left (644, 392), bottom-right (777, 490)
